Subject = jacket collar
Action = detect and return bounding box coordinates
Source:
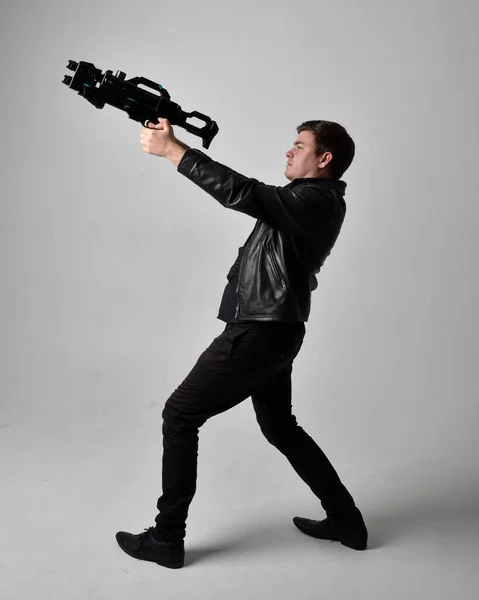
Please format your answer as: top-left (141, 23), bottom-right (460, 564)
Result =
top-left (285, 177), bottom-right (347, 193)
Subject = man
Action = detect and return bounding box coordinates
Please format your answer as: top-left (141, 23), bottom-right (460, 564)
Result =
top-left (115, 117), bottom-right (368, 569)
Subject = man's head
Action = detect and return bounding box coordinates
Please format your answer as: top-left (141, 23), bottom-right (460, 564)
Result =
top-left (285, 120), bottom-right (355, 182)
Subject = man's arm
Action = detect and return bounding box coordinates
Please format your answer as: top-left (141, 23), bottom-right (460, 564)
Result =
top-left (174, 148), bottom-right (342, 237)
top-left (165, 140), bottom-right (190, 167)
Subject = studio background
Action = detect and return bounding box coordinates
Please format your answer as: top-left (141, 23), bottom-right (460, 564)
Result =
top-left (1, 1), bottom-right (478, 598)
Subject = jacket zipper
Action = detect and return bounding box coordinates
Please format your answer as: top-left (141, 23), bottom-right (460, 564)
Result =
top-left (235, 222), bottom-right (260, 319)
top-left (267, 241), bottom-right (286, 289)
top-left (235, 240), bottom-right (286, 318)
top-left (235, 253), bottom-right (243, 318)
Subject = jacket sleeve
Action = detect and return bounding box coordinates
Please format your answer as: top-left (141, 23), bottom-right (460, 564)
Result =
top-left (177, 148), bottom-right (335, 237)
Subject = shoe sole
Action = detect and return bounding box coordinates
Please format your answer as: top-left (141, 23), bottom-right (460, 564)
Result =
top-left (123, 551), bottom-right (184, 569)
top-left (157, 559), bottom-right (184, 569)
top-left (293, 518), bottom-right (367, 551)
top-left (116, 538), bottom-right (185, 568)
top-left (340, 539), bottom-right (367, 551)
top-left (132, 554), bottom-right (184, 569)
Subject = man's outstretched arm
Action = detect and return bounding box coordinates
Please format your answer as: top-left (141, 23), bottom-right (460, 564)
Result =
top-left (140, 118), bottom-right (339, 237)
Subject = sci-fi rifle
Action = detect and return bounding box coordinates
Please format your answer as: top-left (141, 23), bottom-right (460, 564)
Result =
top-left (62, 60), bottom-right (219, 149)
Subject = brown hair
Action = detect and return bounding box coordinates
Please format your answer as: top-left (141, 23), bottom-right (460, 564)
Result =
top-left (297, 120), bottom-right (355, 180)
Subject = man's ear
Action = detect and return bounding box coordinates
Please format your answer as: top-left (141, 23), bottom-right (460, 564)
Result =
top-left (318, 151), bottom-right (333, 169)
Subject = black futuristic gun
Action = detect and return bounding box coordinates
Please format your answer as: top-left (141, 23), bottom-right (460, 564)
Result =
top-left (62, 60), bottom-right (219, 149)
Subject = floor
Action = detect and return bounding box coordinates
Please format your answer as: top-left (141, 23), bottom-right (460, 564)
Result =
top-left (3, 413), bottom-right (479, 600)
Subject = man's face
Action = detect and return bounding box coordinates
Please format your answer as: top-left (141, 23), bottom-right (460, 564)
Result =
top-left (284, 130), bottom-right (331, 182)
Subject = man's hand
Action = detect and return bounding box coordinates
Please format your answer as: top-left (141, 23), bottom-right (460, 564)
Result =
top-left (140, 117), bottom-right (189, 166)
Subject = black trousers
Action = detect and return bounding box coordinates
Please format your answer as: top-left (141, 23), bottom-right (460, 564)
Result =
top-left (155, 321), bottom-right (356, 542)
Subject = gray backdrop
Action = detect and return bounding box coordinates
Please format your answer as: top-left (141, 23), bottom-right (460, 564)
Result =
top-left (1, 0), bottom-right (478, 598)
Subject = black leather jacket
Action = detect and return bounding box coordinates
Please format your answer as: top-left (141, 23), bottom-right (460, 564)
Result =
top-left (177, 148), bottom-right (347, 322)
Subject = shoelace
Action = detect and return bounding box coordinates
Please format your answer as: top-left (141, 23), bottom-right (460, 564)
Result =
top-left (136, 527), bottom-right (156, 547)
top-left (307, 518), bottom-right (340, 538)
top-left (323, 518), bottom-right (340, 537)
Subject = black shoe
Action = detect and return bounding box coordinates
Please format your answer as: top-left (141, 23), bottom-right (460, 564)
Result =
top-left (115, 527), bottom-right (185, 569)
top-left (293, 507), bottom-right (368, 551)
